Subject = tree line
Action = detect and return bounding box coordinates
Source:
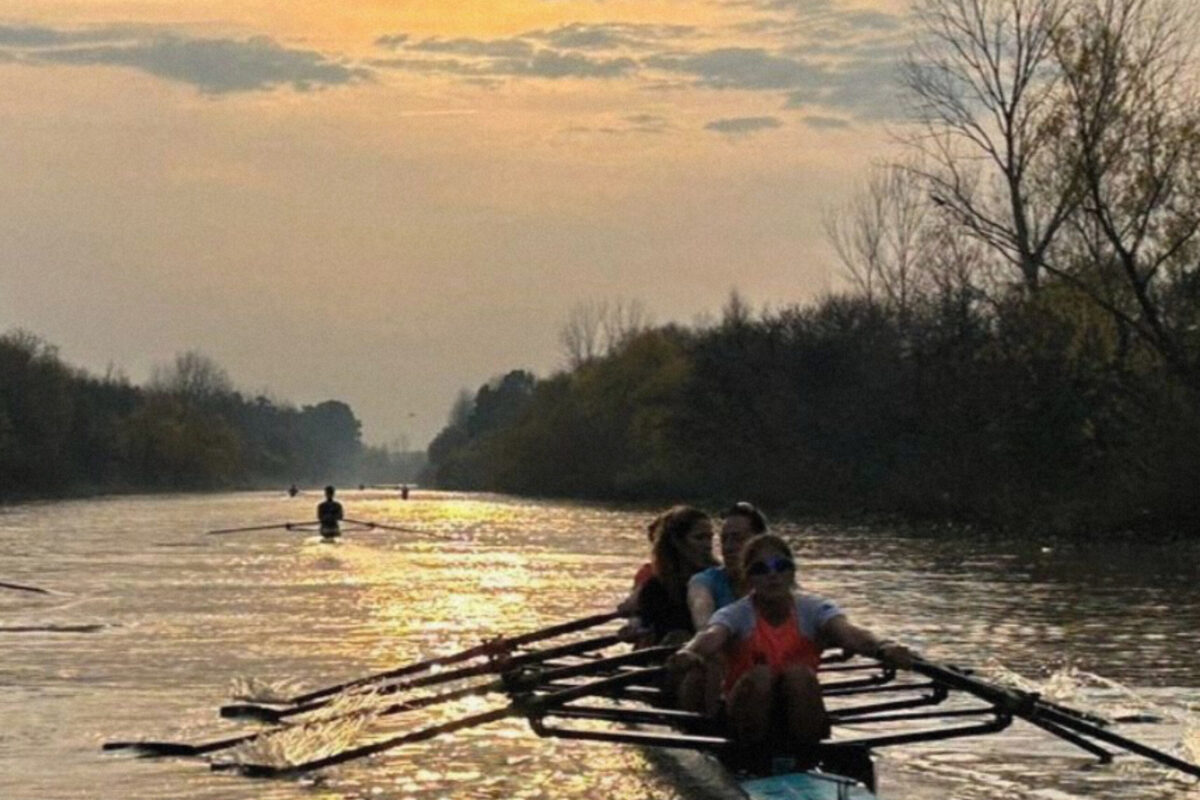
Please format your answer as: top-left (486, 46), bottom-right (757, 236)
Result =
top-left (423, 0), bottom-right (1200, 537)
top-left (0, 331), bottom-right (421, 499)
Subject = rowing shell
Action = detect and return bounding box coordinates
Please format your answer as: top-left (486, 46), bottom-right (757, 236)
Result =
top-left (742, 773), bottom-right (876, 799)
top-left (646, 739), bottom-right (877, 800)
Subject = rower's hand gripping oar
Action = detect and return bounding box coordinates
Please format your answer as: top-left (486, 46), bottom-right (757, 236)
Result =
top-left (214, 647), bottom-right (673, 778)
top-left (911, 658), bottom-right (1200, 779)
top-left (227, 609), bottom-right (621, 712)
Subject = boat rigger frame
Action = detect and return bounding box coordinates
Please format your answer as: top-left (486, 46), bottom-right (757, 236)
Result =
top-left (102, 610), bottom-right (1200, 793)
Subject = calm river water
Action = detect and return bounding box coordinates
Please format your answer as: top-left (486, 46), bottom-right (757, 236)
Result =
top-left (1, 490), bottom-right (1197, 800)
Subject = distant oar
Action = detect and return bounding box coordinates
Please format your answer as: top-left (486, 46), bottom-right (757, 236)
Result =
top-left (239, 609), bottom-right (621, 708)
top-left (0, 580), bottom-right (51, 595)
top-left (342, 518), bottom-right (461, 542)
top-left (206, 522), bottom-right (313, 536)
top-left (912, 659), bottom-right (1200, 779)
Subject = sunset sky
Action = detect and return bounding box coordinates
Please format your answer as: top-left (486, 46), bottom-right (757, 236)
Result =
top-left (0, 0), bottom-right (913, 447)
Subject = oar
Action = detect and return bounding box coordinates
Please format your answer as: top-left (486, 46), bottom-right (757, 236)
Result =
top-left (251, 610), bottom-right (622, 708)
top-left (206, 522), bottom-right (311, 536)
top-left (216, 649), bottom-right (672, 777)
top-left (342, 518), bottom-right (461, 542)
top-left (105, 634), bottom-right (634, 757)
top-left (911, 659), bottom-right (1200, 778)
top-left (222, 632), bottom-right (625, 722)
top-left (0, 580), bottom-right (51, 595)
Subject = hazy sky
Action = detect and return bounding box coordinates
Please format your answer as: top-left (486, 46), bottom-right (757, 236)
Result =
top-left (0, 0), bottom-right (912, 447)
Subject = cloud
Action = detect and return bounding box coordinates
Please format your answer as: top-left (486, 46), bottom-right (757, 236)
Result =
top-left (644, 47), bottom-right (820, 90)
top-left (0, 25), bottom-right (367, 93)
top-left (375, 45), bottom-right (635, 80)
top-left (375, 34), bottom-right (409, 49)
top-left (704, 115), bottom-right (783, 134)
top-left (784, 55), bottom-right (905, 119)
top-left (0, 23), bottom-right (135, 47)
top-left (801, 114), bottom-right (849, 128)
top-left (404, 36), bottom-right (534, 58)
top-left (565, 112), bottom-right (672, 135)
top-left (523, 22), bottom-right (695, 50)
top-left (370, 4), bottom-right (910, 120)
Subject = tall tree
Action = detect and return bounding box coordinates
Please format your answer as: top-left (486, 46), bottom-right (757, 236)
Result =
top-left (903, 0), bottom-right (1079, 291)
top-left (1050, 0), bottom-right (1200, 379)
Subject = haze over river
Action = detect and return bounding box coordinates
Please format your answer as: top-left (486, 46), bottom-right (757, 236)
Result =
top-left (2, 491), bottom-right (1198, 800)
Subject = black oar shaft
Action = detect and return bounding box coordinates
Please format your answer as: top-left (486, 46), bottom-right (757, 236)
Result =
top-left (0, 580), bottom-right (50, 594)
top-left (222, 647), bottom-right (673, 777)
top-left (1039, 706), bottom-right (1200, 778)
top-left (218, 705), bottom-right (515, 777)
top-left (343, 518), bottom-right (459, 541)
top-left (224, 632), bottom-right (625, 721)
top-left (207, 522), bottom-right (307, 535)
top-left (103, 729), bottom-right (260, 757)
top-left (286, 610), bottom-right (620, 705)
top-left (912, 660), bottom-right (1200, 779)
top-left (112, 629), bottom-right (633, 758)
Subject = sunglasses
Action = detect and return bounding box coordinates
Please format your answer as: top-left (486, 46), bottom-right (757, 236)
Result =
top-left (746, 556), bottom-right (795, 577)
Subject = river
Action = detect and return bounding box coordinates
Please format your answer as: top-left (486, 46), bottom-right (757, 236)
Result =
top-left (1, 490), bottom-right (1197, 800)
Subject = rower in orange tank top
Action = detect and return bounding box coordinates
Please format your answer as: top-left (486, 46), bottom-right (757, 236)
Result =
top-left (668, 533), bottom-right (916, 754)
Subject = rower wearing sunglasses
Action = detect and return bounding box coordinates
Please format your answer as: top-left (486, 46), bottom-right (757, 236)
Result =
top-left (668, 533), bottom-right (914, 751)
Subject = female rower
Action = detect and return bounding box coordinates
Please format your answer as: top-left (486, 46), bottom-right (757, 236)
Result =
top-left (676, 501), bottom-right (767, 713)
top-left (686, 501), bottom-right (766, 628)
top-left (617, 511), bottom-right (666, 617)
top-left (668, 533), bottom-right (913, 751)
top-left (632, 505), bottom-right (717, 645)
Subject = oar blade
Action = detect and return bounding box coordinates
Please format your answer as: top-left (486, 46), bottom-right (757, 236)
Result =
top-left (219, 703), bottom-right (286, 722)
top-left (102, 740), bottom-right (203, 757)
top-left (912, 658), bottom-right (1200, 779)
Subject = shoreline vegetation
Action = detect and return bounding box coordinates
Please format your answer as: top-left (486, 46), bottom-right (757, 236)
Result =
top-left (0, 332), bottom-right (423, 503)
top-left (420, 289), bottom-right (1199, 540)
top-left (422, 0), bottom-right (1200, 541)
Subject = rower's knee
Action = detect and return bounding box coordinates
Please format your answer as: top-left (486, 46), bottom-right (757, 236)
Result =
top-left (779, 665), bottom-right (828, 744)
top-left (727, 665), bottom-right (774, 742)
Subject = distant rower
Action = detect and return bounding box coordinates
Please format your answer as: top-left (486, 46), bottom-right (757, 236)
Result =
top-left (287, 484), bottom-right (299, 497)
top-left (317, 485), bottom-right (344, 539)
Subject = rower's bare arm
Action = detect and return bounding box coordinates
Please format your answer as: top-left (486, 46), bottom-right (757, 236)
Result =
top-left (823, 616), bottom-right (915, 668)
top-left (686, 582), bottom-right (716, 630)
top-left (667, 624), bottom-right (729, 672)
top-left (616, 584), bottom-right (642, 616)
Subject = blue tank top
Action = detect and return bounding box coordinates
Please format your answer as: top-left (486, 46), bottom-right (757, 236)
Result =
top-left (688, 566), bottom-right (737, 610)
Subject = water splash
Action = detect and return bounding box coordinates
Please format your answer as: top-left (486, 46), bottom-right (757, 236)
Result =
top-left (980, 660), bottom-right (1200, 787)
top-left (224, 689), bottom-right (384, 767)
top-left (230, 675), bottom-right (305, 703)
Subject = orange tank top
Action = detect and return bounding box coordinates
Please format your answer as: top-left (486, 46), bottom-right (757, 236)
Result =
top-left (724, 606), bottom-right (823, 692)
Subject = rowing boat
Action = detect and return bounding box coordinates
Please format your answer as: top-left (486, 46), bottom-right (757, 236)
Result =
top-left (102, 610), bottom-right (1200, 797)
